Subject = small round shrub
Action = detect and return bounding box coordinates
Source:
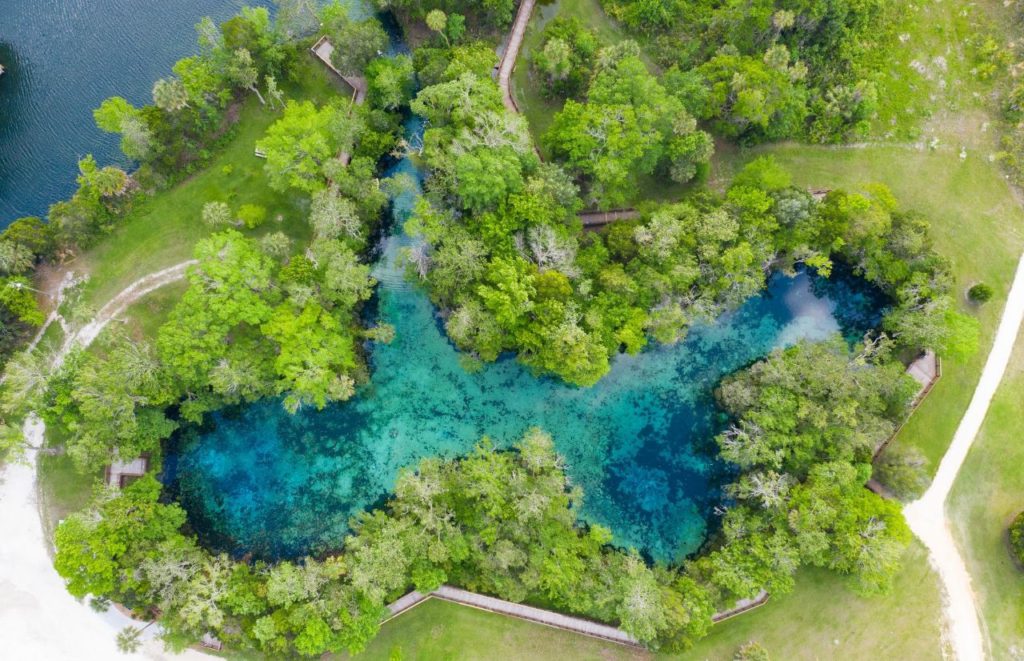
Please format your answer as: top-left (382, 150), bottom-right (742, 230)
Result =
top-left (735, 641), bottom-right (770, 661)
top-left (1009, 511), bottom-right (1024, 566)
top-left (968, 283), bottom-right (994, 303)
top-left (237, 203), bottom-right (267, 229)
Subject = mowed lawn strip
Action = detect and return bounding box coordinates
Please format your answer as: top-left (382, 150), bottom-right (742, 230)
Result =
top-left (76, 54), bottom-right (344, 311)
top-left (949, 324), bottom-right (1024, 658)
top-left (348, 597), bottom-right (648, 661)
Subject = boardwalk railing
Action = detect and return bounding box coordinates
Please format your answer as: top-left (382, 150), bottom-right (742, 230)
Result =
top-left (382, 584), bottom-right (771, 648)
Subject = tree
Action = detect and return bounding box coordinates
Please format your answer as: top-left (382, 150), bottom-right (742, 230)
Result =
top-left (275, 0), bottom-right (320, 39)
top-left (262, 302), bottom-right (358, 412)
top-left (425, 9), bottom-right (449, 46)
top-left (116, 627), bottom-right (144, 654)
top-left (227, 48), bottom-right (265, 104)
top-left (968, 282), bottom-right (994, 303)
top-left (257, 100), bottom-right (342, 192)
top-left (366, 56), bottom-right (416, 111)
top-left (237, 203), bottom-right (267, 229)
top-left (735, 640), bottom-right (771, 661)
top-left (264, 74), bottom-right (284, 110)
top-left (152, 77), bottom-right (190, 112)
top-left (872, 444), bottom-right (929, 501)
top-left (328, 14), bottom-right (387, 76)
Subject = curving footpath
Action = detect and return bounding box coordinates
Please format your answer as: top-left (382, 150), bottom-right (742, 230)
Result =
top-left (903, 251), bottom-right (1024, 661)
top-left (0, 262), bottom-right (201, 660)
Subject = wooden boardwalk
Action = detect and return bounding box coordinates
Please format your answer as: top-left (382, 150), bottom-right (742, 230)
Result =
top-left (383, 584), bottom-right (771, 648)
top-left (309, 35), bottom-right (369, 166)
top-left (579, 208), bottom-right (641, 227)
top-left (310, 36), bottom-right (367, 105)
top-left (496, 0), bottom-right (537, 113)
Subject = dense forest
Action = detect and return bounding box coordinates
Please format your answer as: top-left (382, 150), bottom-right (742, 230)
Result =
top-left (0, 0), bottom-right (997, 656)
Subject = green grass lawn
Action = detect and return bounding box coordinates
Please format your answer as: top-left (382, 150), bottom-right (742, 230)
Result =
top-left (352, 541), bottom-right (944, 660)
top-left (36, 422), bottom-right (101, 547)
top-left (680, 541), bottom-right (945, 660)
top-left (352, 598), bottom-right (648, 661)
top-left (948, 324), bottom-right (1024, 658)
top-left (74, 52), bottom-right (343, 311)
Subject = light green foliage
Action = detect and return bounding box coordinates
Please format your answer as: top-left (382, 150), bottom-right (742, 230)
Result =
top-left (236, 203), bottom-right (267, 229)
top-left (55, 475), bottom-right (187, 599)
top-left (366, 56), bottom-right (416, 111)
top-left (0, 277), bottom-right (44, 325)
top-left (545, 46), bottom-right (713, 206)
top-left (47, 336), bottom-right (178, 470)
top-left (257, 100), bottom-right (345, 192)
top-left (262, 302), bottom-right (357, 412)
top-left (152, 77), bottom-right (190, 112)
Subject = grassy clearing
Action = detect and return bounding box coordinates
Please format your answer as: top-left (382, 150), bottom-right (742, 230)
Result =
top-left (74, 52), bottom-right (343, 312)
top-left (949, 324), bottom-right (1024, 658)
top-left (681, 541), bottom-right (945, 660)
top-left (715, 143), bottom-right (1024, 471)
top-left (871, 0), bottom-right (997, 140)
top-left (351, 598), bottom-right (648, 660)
top-left (349, 541), bottom-right (943, 660)
top-left (36, 422), bottom-right (101, 546)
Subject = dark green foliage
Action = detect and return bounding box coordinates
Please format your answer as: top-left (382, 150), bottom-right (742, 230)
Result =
top-left (873, 443), bottom-right (930, 501)
top-left (968, 282), bottom-right (994, 303)
top-left (1009, 511), bottom-right (1024, 566)
top-left (530, 18), bottom-right (600, 100)
top-left (602, 0), bottom-right (898, 142)
top-left (374, 0), bottom-right (516, 28)
top-left (544, 43), bottom-right (714, 203)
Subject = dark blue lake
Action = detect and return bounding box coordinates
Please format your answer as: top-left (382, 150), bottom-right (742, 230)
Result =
top-left (0, 0), bottom-right (269, 222)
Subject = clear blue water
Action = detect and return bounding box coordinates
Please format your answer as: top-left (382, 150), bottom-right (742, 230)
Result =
top-left (165, 117), bottom-right (886, 563)
top-left (0, 0), bottom-right (269, 222)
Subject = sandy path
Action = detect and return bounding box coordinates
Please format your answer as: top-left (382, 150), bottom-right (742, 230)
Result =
top-left (0, 261), bottom-right (205, 659)
top-left (903, 252), bottom-right (1024, 661)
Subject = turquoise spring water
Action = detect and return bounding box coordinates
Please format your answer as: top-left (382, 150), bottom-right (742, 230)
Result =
top-left (164, 116), bottom-right (886, 563)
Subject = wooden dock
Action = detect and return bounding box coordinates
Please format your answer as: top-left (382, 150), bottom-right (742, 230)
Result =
top-left (310, 35), bottom-right (368, 106)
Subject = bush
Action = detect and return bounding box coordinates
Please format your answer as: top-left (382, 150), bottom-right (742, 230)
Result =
top-left (237, 204), bottom-right (267, 229)
top-left (735, 640), bottom-right (771, 661)
top-left (968, 282), bottom-right (994, 303)
top-left (1010, 511), bottom-right (1024, 566)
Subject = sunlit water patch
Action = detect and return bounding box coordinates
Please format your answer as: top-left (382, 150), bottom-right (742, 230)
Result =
top-left (164, 121), bottom-right (886, 563)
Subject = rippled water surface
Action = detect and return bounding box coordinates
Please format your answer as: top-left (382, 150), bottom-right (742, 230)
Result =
top-left (0, 0), bottom-right (268, 222)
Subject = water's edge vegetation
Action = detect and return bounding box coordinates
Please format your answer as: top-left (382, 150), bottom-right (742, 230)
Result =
top-left (0, 0), bottom-right (1009, 657)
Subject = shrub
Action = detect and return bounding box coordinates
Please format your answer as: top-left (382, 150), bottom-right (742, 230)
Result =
top-left (237, 203), bottom-right (267, 229)
top-left (735, 640), bottom-right (771, 661)
top-left (1010, 511), bottom-right (1024, 566)
top-left (968, 282), bottom-right (994, 303)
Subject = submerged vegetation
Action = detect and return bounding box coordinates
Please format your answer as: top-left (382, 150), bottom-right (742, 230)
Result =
top-left (3, 0), bottom-right (1016, 656)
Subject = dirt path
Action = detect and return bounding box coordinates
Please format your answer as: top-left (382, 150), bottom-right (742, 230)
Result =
top-left (56, 260), bottom-right (196, 367)
top-left (903, 252), bottom-right (1024, 661)
top-left (0, 260), bottom-right (203, 659)
top-left (497, 0), bottom-right (536, 112)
